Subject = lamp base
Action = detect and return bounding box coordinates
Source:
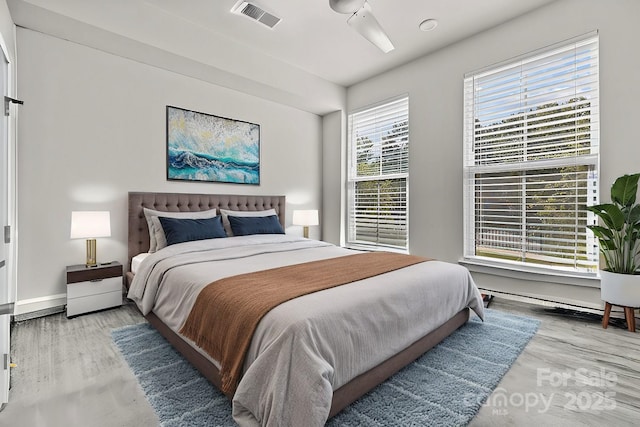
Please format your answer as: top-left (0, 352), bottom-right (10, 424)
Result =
top-left (86, 238), bottom-right (97, 267)
top-left (303, 226), bottom-right (309, 239)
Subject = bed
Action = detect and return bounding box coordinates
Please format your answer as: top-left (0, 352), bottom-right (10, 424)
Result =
top-left (126, 191), bottom-right (484, 426)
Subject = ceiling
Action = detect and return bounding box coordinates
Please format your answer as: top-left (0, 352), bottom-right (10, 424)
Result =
top-left (7, 0), bottom-right (559, 114)
top-left (9, 0), bottom-right (558, 87)
top-left (143, 0), bottom-right (560, 87)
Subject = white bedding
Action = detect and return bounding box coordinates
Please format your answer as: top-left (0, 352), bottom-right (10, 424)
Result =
top-left (130, 252), bottom-right (150, 274)
top-left (128, 235), bottom-right (484, 426)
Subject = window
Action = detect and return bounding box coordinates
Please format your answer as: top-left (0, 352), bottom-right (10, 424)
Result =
top-left (347, 95), bottom-right (409, 251)
top-left (463, 34), bottom-right (599, 273)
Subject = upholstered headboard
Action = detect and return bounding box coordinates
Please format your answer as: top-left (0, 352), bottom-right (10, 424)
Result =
top-left (127, 192), bottom-right (286, 272)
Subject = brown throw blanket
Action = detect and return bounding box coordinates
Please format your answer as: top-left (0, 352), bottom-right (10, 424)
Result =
top-left (179, 251), bottom-right (430, 396)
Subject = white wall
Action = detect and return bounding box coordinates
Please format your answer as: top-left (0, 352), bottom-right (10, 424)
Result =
top-left (344, 0), bottom-right (640, 308)
top-left (15, 27), bottom-right (323, 312)
top-left (321, 110), bottom-right (345, 246)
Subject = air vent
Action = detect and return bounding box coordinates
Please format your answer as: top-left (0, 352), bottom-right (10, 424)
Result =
top-left (231, 1), bottom-right (281, 29)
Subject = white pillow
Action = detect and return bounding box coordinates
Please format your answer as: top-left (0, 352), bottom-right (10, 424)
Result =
top-left (143, 207), bottom-right (218, 252)
top-left (219, 208), bottom-right (277, 237)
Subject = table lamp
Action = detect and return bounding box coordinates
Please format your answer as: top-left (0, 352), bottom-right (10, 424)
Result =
top-left (70, 211), bottom-right (111, 267)
top-left (292, 210), bottom-right (319, 238)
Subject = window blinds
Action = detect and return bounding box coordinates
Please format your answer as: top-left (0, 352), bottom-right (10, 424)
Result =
top-left (463, 34), bottom-right (599, 272)
top-left (348, 96), bottom-right (409, 250)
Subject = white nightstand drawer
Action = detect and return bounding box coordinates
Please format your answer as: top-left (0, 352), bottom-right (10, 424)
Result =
top-left (67, 290), bottom-right (122, 317)
top-left (67, 276), bottom-right (122, 299)
top-left (67, 276), bottom-right (122, 317)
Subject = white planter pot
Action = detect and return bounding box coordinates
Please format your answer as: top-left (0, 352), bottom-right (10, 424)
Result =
top-left (600, 270), bottom-right (640, 307)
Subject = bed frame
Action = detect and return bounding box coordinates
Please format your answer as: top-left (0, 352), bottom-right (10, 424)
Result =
top-left (127, 191), bottom-right (470, 418)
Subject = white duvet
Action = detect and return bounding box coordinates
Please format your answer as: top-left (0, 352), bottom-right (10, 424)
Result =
top-left (128, 235), bottom-right (484, 426)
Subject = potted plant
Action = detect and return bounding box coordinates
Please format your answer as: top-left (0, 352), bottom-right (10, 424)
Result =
top-left (586, 173), bottom-right (640, 309)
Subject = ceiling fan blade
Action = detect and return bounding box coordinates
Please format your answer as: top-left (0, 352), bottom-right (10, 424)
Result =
top-left (347, 2), bottom-right (394, 53)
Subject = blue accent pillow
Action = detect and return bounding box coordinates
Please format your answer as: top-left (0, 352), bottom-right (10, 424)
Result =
top-left (228, 214), bottom-right (285, 236)
top-left (158, 216), bottom-right (227, 246)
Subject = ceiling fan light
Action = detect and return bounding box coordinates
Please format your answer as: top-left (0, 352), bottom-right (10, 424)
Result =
top-left (329, 0), bottom-right (366, 14)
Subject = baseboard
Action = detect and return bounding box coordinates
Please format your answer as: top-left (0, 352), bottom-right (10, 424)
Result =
top-left (479, 289), bottom-right (635, 318)
top-left (13, 294), bottom-right (66, 321)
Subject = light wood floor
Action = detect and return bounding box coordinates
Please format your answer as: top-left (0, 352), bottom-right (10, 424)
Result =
top-left (4, 301), bottom-right (158, 427)
top-left (470, 299), bottom-right (640, 427)
top-left (3, 298), bottom-right (640, 427)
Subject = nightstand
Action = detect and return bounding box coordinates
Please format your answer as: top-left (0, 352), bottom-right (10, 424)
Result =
top-left (66, 262), bottom-right (123, 317)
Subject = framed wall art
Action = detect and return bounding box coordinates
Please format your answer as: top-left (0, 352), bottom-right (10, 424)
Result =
top-left (166, 106), bottom-right (260, 184)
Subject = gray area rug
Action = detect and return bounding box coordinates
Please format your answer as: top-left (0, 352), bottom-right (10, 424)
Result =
top-left (112, 309), bottom-right (540, 426)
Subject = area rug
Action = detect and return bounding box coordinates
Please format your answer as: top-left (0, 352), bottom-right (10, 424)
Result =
top-left (112, 309), bottom-right (540, 426)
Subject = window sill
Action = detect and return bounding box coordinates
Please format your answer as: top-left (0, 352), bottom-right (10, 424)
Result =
top-left (345, 244), bottom-right (408, 254)
top-left (458, 257), bottom-right (600, 288)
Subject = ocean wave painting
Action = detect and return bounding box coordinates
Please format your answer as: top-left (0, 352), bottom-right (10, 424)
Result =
top-left (166, 106), bottom-right (260, 184)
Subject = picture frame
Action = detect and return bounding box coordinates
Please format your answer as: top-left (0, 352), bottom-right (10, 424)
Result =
top-left (166, 106), bottom-right (260, 184)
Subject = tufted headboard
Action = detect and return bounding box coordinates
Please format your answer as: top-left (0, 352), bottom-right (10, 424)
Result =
top-left (127, 192), bottom-right (286, 272)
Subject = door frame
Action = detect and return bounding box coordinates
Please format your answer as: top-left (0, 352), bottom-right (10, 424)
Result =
top-left (0, 28), bottom-right (16, 411)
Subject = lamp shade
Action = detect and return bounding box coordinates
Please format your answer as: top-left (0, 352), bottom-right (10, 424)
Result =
top-left (292, 210), bottom-right (319, 227)
top-left (70, 211), bottom-right (111, 239)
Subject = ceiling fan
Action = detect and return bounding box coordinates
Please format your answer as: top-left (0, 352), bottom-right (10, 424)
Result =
top-left (329, 0), bottom-right (395, 53)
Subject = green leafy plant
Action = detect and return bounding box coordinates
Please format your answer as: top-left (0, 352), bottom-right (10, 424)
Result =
top-left (586, 173), bottom-right (640, 274)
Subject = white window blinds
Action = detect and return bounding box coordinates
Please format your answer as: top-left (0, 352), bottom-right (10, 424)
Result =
top-left (348, 96), bottom-right (409, 250)
top-left (463, 34), bottom-right (599, 273)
